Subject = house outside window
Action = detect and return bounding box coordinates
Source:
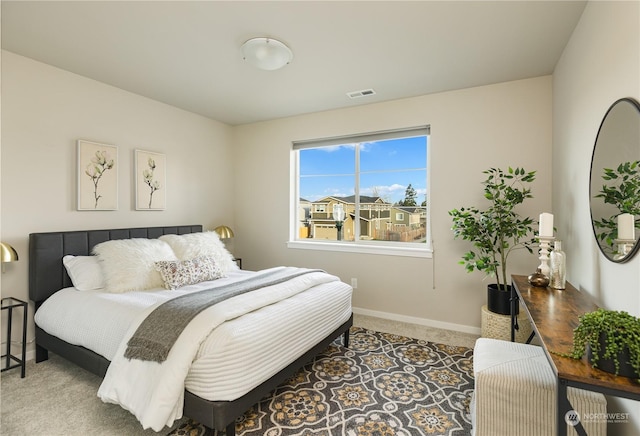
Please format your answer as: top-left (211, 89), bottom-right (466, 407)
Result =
top-left (290, 126), bottom-right (431, 257)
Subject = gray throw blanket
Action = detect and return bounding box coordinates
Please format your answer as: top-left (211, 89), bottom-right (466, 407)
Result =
top-left (124, 267), bottom-right (323, 363)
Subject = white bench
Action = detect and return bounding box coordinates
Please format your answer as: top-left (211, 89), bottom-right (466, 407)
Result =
top-left (472, 338), bottom-right (607, 436)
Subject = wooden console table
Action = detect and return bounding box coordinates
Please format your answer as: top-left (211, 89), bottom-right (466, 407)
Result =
top-left (510, 275), bottom-right (640, 436)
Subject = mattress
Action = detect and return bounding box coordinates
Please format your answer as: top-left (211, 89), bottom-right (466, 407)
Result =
top-left (34, 269), bottom-right (352, 402)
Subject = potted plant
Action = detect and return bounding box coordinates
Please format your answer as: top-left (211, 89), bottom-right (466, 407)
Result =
top-left (449, 167), bottom-right (537, 315)
top-left (561, 308), bottom-right (640, 380)
top-left (592, 160), bottom-right (640, 255)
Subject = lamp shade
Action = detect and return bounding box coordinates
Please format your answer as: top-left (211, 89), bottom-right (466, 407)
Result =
top-left (214, 225), bottom-right (235, 239)
top-left (0, 242), bottom-right (18, 263)
top-left (241, 37), bottom-right (293, 71)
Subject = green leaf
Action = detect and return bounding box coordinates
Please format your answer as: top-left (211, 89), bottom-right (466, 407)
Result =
top-left (448, 166), bottom-right (537, 287)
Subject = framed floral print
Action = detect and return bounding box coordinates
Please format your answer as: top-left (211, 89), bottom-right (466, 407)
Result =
top-left (77, 140), bottom-right (118, 210)
top-left (135, 150), bottom-right (166, 210)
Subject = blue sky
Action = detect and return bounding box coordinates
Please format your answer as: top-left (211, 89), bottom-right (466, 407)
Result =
top-left (299, 136), bottom-right (428, 204)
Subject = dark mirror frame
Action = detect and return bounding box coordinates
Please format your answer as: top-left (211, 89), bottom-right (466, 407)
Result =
top-left (589, 97), bottom-right (640, 263)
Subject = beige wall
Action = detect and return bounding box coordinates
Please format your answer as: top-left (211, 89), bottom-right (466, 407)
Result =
top-left (232, 76), bottom-right (553, 332)
top-left (2, 1), bottom-right (638, 429)
top-left (1, 51), bottom-right (235, 344)
top-left (553, 1), bottom-right (640, 434)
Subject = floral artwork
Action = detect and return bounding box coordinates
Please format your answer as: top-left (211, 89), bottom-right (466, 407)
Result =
top-left (87, 151), bottom-right (115, 208)
top-left (136, 150), bottom-right (166, 210)
top-left (143, 157), bottom-right (160, 208)
top-left (77, 140), bottom-right (118, 210)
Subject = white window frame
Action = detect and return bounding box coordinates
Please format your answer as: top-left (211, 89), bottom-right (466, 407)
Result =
top-left (288, 126), bottom-right (432, 258)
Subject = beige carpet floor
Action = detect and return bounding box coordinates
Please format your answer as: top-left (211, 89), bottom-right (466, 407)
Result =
top-left (0, 314), bottom-right (479, 436)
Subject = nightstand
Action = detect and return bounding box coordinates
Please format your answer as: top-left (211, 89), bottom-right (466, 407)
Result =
top-left (1, 297), bottom-right (28, 378)
top-left (233, 258), bottom-right (242, 269)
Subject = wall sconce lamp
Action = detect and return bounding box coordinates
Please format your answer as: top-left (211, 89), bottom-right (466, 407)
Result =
top-left (214, 225), bottom-right (235, 240)
top-left (1, 242), bottom-right (19, 273)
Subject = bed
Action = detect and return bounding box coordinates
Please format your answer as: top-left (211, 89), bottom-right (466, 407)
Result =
top-left (29, 225), bottom-right (353, 435)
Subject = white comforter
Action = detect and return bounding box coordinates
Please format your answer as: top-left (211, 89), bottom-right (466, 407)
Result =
top-left (96, 267), bottom-right (340, 431)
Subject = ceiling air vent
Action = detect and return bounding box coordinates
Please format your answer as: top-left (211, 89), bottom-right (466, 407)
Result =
top-left (347, 88), bottom-right (376, 99)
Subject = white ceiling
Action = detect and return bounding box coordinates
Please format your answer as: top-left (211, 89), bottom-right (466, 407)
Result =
top-left (1, 1), bottom-right (586, 126)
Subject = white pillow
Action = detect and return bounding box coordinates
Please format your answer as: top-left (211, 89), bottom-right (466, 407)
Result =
top-left (92, 238), bottom-right (178, 293)
top-left (155, 256), bottom-right (225, 290)
top-left (62, 255), bottom-right (105, 291)
top-left (159, 232), bottom-right (238, 273)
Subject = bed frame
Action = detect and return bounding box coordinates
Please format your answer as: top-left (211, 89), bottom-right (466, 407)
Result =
top-left (29, 225), bottom-right (352, 436)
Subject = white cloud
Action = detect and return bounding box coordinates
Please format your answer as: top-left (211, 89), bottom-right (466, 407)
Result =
top-left (361, 184), bottom-right (406, 201)
top-left (319, 144), bottom-right (355, 152)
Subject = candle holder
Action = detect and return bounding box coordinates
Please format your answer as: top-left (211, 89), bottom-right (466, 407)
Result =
top-left (537, 236), bottom-right (555, 278)
top-left (613, 238), bottom-right (635, 261)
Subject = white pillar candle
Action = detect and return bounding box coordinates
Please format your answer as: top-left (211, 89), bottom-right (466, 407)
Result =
top-left (539, 212), bottom-right (554, 238)
top-left (618, 213), bottom-right (635, 240)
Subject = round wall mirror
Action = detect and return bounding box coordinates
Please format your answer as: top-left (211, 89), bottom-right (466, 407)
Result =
top-left (589, 97), bottom-right (640, 262)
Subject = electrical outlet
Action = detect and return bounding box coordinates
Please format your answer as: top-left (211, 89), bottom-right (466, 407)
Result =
top-left (351, 278), bottom-right (358, 289)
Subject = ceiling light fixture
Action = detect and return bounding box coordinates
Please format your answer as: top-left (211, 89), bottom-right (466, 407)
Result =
top-left (241, 37), bottom-right (293, 71)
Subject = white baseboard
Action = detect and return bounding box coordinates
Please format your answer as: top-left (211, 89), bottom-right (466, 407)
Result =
top-left (353, 306), bottom-right (481, 336)
top-left (2, 341), bottom-right (36, 363)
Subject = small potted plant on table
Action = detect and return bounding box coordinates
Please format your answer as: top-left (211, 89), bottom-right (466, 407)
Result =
top-left (562, 308), bottom-right (640, 380)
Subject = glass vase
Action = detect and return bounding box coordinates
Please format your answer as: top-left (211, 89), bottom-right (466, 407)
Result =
top-left (550, 240), bottom-right (566, 289)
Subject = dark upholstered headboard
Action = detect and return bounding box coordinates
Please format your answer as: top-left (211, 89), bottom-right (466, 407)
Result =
top-left (29, 225), bottom-right (203, 307)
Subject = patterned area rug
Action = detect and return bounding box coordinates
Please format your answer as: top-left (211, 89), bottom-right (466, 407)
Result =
top-left (167, 327), bottom-right (474, 436)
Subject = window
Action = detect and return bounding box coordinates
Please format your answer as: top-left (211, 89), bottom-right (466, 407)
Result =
top-left (290, 126), bottom-right (430, 257)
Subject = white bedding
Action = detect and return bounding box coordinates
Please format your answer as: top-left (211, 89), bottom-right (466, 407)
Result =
top-left (34, 267), bottom-right (352, 431)
top-left (34, 270), bottom-right (256, 360)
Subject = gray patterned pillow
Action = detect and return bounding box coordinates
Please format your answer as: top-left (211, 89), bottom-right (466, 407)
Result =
top-left (154, 256), bottom-right (224, 290)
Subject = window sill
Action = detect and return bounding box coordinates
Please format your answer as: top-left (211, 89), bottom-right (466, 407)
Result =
top-left (287, 240), bottom-right (432, 258)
